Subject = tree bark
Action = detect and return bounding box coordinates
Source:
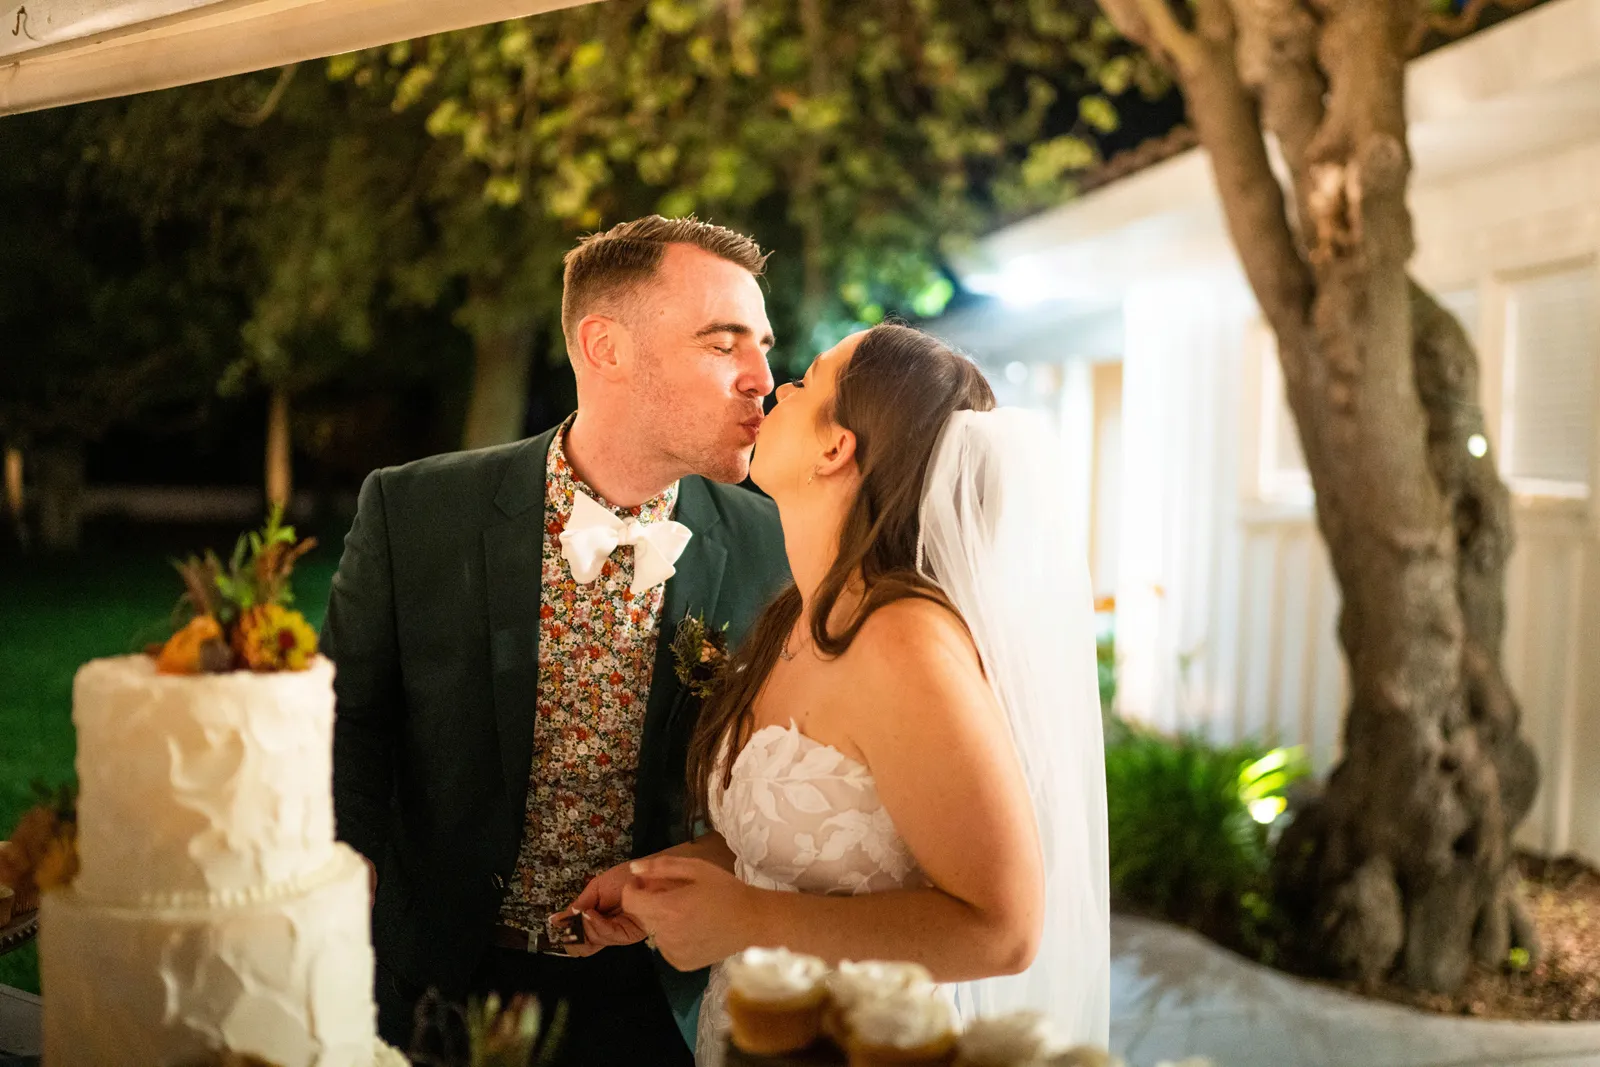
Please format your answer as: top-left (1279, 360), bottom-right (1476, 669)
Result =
top-left (461, 322), bottom-right (537, 451)
top-left (4, 447), bottom-right (22, 522)
top-left (35, 442), bottom-right (85, 554)
top-left (265, 386), bottom-right (293, 512)
top-left (1100, 0), bottom-right (1539, 992)
top-left (4, 446), bottom-right (27, 552)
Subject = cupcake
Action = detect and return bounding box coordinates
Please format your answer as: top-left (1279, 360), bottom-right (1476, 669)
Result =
top-left (845, 988), bottom-right (959, 1066)
top-left (724, 946), bottom-right (831, 1056)
top-left (954, 1011), bottom-right (1062, 1066)
top-left (824, 960), bottom-right (936, 1046)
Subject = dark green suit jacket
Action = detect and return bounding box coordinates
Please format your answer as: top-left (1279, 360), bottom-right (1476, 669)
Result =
top-left (322, 425), bottom-right (790, 1044)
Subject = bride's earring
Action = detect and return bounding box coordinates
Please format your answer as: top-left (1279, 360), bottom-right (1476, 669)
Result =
top-left (807, 466), bottom-right (817, 486)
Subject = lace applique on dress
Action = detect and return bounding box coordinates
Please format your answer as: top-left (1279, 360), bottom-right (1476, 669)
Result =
top-left (695, 723), bottom-right (930, 1066)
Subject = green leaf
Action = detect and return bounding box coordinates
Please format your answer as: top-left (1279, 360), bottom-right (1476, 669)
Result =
top-left (1099, 55), bottom-right (1135, 97)
top-left (572, 39), bottom-right (606, 75)
top-left (658, 188), bottom-right (698, 218)
top-left (909, 276), bottom-right (954, 319)
top-left (1020, 135), bottom-right (1097, 189)
top-left (483, 176), bottom-right (524, 207)
top-left (499, 25), bottom-right (533, 63)
top-left (393, 66), bottom-right (437, 112)
top-left (1079, 95), bottom-right (1119, 134)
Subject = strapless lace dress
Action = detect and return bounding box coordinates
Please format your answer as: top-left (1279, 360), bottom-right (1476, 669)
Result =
top-left (694, 723), bottom-right (932, 1066)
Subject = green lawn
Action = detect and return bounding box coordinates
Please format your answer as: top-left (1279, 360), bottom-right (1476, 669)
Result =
top-left (0, 524), bottom-right (339, 993)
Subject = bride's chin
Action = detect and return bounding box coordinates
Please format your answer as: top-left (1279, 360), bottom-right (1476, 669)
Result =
top-left (748, 450), bottom-right (773, 495)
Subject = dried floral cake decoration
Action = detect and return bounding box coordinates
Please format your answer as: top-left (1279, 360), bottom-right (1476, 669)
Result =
top-left (151, 506), bottom-right (319, 675)
top-left (0, 780), bottom-right (79, 911)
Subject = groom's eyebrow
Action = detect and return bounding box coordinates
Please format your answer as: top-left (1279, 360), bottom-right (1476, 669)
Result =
top-left (697, 321), bottom-right (776, 350)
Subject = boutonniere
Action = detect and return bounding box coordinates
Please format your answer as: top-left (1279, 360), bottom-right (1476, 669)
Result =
top-left (671, 610), bottom-right (729, 700)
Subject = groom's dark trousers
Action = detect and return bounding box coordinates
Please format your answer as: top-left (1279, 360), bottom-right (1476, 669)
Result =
top-left (323, 425), bottom-right (789, 1062)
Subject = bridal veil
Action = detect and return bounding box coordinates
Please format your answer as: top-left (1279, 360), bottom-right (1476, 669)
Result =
top-left (916, 407), bottom-right (1111, 1047)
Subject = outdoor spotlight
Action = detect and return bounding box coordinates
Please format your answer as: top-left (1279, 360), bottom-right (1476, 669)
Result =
top-left (1249, 796), bottom-right (1287, 825)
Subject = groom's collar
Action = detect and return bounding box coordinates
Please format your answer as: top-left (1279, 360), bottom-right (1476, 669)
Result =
top-left (492, 424), bottom-right (726, 537)
top-left (493, 428), bottom-right (559, 519)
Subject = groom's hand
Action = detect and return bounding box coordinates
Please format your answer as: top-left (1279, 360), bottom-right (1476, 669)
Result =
top-left (557, 860), bottom-right (647, 956)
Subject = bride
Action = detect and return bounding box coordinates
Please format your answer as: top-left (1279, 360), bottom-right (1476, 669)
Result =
top-left (562, 323), bottom-right (1108, 1062)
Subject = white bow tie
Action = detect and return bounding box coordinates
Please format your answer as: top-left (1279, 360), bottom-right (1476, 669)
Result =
top-left (559, 489), bottom-right (692, 595)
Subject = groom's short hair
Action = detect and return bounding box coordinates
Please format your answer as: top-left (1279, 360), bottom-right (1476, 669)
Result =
top-left (561, 215), bottom-right (768, 346)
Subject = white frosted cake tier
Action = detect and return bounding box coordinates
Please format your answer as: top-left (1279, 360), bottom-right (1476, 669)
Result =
top-left (40, 844), bottom-right (377, 1067)
top-left (72, 655), bottom-right (338, 904)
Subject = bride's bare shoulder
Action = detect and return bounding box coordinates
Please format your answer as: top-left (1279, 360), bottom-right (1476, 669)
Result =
top-left (847, 597), bottom-right (983, 679)
top-left (838, 598), bottom-right (1003, 749)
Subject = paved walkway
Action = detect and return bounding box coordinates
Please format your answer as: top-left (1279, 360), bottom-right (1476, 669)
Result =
top-left (1111, 916), bottom-right (1600, 1067)
top-left (0, 982), bottom-right (37, 1060)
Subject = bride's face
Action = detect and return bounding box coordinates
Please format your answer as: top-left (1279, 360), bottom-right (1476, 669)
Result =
top-left (750, 331), bottom-right (864, 497)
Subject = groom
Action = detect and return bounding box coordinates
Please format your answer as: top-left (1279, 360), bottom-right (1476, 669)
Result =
top-left (323, 216), bottom-right (791, 1063)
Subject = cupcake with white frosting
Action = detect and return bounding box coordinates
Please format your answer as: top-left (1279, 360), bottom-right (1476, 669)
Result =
top-left (844, 987), bottom-right (959, 1066)
top-left (823, 959), bottom-right (935, 1046)
top-left (954, 1010), bottom-right (1062, 1066)
top-left (724, 946), bottom-right (831, 1055)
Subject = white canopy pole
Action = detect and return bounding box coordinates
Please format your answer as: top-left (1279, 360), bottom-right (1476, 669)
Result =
top-left (0, 0), bottom-right (598, 115)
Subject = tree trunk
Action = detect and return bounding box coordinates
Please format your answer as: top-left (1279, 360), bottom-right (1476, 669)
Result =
top-left (4, 446), bottom-right (27, 552)
top-left (265, 386), bottom-right (293, 512)
top-left (4, 446), bottom-right (22, 521)
top-left (35, 442), bottom-right (85, 554)
top-left (1099, 0), bottom-right (1538, 993)
top-left (461, 322), bottom-right (537, 451)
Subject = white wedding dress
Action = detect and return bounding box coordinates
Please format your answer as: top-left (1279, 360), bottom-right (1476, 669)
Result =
top-left (695, 721), bottom-right (933, 1066)
top-left (692, 408), bottom-right (1110, 1065)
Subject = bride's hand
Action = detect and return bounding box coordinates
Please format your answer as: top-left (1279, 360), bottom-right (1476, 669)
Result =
top-left (555, 861), bottom-right (648, 957)
top-left (621, 856), bottom-right (759, 972)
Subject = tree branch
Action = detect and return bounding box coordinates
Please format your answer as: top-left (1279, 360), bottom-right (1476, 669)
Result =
top-left (1099, 0), bottom-right (1312, 359)
top-left (1099, 0), bottom-right (1199, 71)
top-left (221, 64), bottom-right (298, 128)
top-left (1181, 48), bottom-right (1315, 361)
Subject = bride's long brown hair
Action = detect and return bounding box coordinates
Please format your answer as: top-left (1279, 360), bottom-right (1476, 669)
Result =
top-left (685, 324), bottom-right (996, 825)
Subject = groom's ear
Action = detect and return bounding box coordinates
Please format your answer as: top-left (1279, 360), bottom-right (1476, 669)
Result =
top-left (573, 314), bottom-right (631, 382)
top-left (816, 426), bottom-right (857, 477)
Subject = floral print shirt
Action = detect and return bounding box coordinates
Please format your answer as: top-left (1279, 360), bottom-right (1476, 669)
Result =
top-left (497, 421), bottom-right (680, 931)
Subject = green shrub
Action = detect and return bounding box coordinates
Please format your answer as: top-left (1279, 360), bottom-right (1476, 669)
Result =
top-left (1096, 630), bottom-right (1117, 716)
top-left (1105, 723), bottom-right (1308, 937)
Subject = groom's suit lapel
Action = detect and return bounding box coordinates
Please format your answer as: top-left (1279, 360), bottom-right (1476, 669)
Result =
top-left (637, 476), bottom-right (728, 849)
top-left (483, 428), bottom-right (558, 802)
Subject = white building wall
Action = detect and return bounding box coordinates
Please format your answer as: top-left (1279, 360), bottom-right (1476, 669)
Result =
top-left (1106, 134), bottom-right (1600, 862)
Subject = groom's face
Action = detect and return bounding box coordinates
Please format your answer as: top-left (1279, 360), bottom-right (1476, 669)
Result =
top-left (628, 244), bottom-right (776, 483)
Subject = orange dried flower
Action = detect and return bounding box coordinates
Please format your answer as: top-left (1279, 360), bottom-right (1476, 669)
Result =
top-left (1, 802), bottom-right (78, 906)
top-left (156, 615), bottom-right (225, 675)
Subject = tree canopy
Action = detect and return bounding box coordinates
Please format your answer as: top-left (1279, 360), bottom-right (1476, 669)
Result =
top-left (345, 0), bottom-right (1168, 374)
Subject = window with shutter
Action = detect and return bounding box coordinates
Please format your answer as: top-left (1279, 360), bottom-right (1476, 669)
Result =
top-left (1502, 266), bottom-right (1597, 497)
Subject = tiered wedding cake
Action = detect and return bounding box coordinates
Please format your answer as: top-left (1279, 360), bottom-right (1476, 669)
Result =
top-left (40, 655), bottom-right (386, 1066)
top-left (27, 512), bottom-right (400, 1067)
